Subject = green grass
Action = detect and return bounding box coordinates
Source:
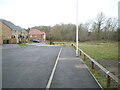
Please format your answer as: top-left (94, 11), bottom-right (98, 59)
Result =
top-left (18, 43), bottom-right (35, 46)
top-left (83, 60), bottom-right (117, 88)
top-left (89, 68), bottom-right (117, 88)
top-left (78, 41), bottom-right (118, 60)
top-left (54, 41), bottom-right (118, 60)
top-left (89, 68), bottom-right (106, 88)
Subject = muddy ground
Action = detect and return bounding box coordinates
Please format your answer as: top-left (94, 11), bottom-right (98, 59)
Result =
top-left (96, 60), bottom-right (118, 77)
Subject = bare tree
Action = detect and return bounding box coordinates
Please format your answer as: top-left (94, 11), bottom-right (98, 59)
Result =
top-left (94, 12), bottom-right (106, 40)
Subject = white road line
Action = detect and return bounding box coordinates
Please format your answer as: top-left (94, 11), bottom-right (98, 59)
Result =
top-left (46, 48), bottom-right (62, 90)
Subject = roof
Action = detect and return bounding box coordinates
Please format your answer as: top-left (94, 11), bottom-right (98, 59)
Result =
top-left (21, 29), bottom-right (27, 33)
top-left (0, 19), bottom-right (22, 31)
top-left (29, 29), bottom-right (45, 35)
top-left (0, 19), bottom-right (12, 30)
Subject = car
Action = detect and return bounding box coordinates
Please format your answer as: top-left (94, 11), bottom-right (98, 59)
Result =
top-left (30, 40), bottom-right (40, 43)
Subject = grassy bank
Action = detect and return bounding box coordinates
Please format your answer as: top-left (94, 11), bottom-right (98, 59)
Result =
top-left (18, 43), bottom-right (35, 46)
top-left (78, 41), bottom-right (118, 60)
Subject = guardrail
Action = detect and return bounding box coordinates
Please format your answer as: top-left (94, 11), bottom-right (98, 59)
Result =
top-left (71, 43), bottom-right (118, 88)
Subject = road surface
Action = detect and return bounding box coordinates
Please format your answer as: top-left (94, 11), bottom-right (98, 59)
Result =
top-left (2, 45), bottom-right (101, 89)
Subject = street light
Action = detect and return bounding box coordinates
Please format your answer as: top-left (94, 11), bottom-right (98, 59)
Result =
top-left (76, 0), bottom-right (78, 56)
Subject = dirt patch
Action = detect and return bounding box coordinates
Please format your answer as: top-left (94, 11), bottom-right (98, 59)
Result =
top-left (96, 60), bottom-right (118, 77)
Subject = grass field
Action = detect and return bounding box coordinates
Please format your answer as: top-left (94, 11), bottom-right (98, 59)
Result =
top-left (78, 41), bottom-right (118, 60)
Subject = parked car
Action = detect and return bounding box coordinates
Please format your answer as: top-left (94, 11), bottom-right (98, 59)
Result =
top-left (50, 41), bottom-right (54, 45)
top-left (30, 40), bottom-right (40, 43)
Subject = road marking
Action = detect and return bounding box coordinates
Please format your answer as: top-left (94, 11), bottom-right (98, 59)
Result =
top-left (46, 48), bottom-right (62, 90)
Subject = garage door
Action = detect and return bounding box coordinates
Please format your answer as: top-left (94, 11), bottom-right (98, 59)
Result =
top-left (3, 40), bottom-right (9, 44)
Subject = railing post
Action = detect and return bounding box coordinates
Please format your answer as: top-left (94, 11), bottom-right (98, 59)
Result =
top-left (91, 61), bottom-right (94, 69)
top-left (106, 71), bottom-right (110, 88)
top-left (80, 51), bottom-right (81, 56)
top-left (71, 44), bottom-right (73, 46)
top-left (83, 54), bottom-right (87, 61)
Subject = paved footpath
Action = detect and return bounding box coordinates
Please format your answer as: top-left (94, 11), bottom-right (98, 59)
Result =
top-left (51, 47), bottom-right (101, 88)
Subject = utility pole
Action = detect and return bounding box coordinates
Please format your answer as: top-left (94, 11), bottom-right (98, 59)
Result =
top-left (76, 0), bottom-right (79, 56)
top-left (118, 1), bottom-right (120, 29)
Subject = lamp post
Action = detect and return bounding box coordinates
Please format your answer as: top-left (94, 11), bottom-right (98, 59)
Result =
top-left (76, 0), bottom-right (78, 56)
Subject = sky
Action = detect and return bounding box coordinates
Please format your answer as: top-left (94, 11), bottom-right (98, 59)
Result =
top-left (0, 0), bottom-right (119, 29)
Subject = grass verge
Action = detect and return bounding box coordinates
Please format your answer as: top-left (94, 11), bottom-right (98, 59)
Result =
top-left (18, 43), bottom-right (35, 46)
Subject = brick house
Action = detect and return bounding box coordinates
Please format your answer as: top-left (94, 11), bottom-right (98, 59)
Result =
top-left (28, 29), bottom-right (46, 42)
top-left (0, 19), bottom-right (28, 44)
top-left (21, 29), bottom-right (28, 43)
top-left (12, 28), bottom-right (28, 43)
top-left (12, 28), bottom-right (22, 43)
top-left (0, 21), bottom-right (12, 44)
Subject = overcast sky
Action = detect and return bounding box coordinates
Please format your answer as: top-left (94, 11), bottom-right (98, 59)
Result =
top-left (0, 0), bottom-right (119, 29)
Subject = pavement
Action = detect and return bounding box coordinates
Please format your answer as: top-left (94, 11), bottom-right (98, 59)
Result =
top-left (2, 45), bottom-right (101, 89)
top-left (51, 47), bottom-right (101, 88)
top-left (2, 44), bottom-right (20, 49)
top-left (27, 43), bottom-right (60, 47)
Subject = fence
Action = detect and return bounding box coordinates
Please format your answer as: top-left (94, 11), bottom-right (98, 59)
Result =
top-left (9, 38), bottom-right (17, 44)
top-left (71, 43), bottom-right (119, 88)
top-left (52, 42), bottom-right (65, 46)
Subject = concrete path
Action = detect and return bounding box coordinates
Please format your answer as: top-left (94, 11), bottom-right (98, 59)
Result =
top-left (51, 47), bottom-right (101, 88)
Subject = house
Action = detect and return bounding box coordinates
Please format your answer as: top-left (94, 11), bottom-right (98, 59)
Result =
top-left (0, 20), bottom-right (12, 44)
top-left (12, 27), bottom-right (27, 43)
top-left (0, 19), bottom-right (28, 44)
top-left (28, 29), bottom-right (46, 42)
top-left (21, 29), bottom-right (28, 43)
top-left (11, 26), bottom-right (22, 43)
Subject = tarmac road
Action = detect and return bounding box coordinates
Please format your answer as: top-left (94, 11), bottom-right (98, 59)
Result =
top-left (2, 45), bottom-right (101, 89)
top-left (2, 46), bottom-right (61, 88)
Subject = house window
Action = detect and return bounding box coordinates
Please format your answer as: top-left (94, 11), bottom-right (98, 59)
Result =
top-left (11, 35), bottom-right (15, 38)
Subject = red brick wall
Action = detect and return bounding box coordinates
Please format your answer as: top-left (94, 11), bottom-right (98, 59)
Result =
top-left (29, 34), bottom-right (45, 42)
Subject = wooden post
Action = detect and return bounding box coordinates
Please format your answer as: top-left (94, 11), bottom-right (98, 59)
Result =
top-left (71, 44), bottom-right (73, 46)
top-left (106, 74), bottom-right (110, 87)
top-left (83, 54), bottom-right (87, 61)
top-left (91, 61), bottom-right (94, 69)
top-left (80, 51), bottom-right (81, 56)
